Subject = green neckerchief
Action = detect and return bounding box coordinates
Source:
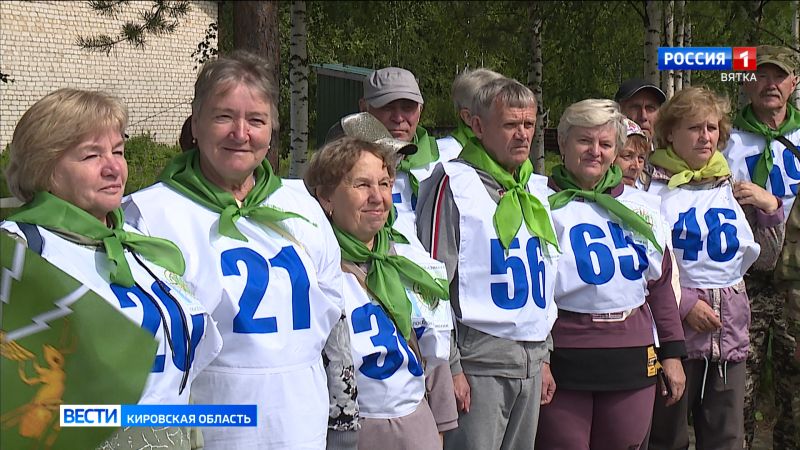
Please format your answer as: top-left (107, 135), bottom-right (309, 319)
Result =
top-left (8, 192), bottom-right (186, 288)
top-left (397, 127), bottom-right (440, 196)
top-left (160, 149), bottom-right (308, 242)
top-left (733, 103), bottom-right (800, 188)
top-left (548, 165), bottom-right (663, 253)
top-left (450, 120), bottom-right (475, 148)
top-left (649, 146), bottom-right (731, 188)
top-left (333, 224), bottom-right (449, 341)
top-left (459, 137), bottom-right (559, 251)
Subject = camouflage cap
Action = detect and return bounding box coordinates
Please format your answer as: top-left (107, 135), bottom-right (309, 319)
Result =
top-left (756, 45), bottom-right (798, 75)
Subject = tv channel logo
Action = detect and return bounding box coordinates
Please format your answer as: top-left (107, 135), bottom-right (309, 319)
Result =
top-left (658, 47), bottom-right (757, 71)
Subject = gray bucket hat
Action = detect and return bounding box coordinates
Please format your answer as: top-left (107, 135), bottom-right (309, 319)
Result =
top-left (325, 112), bottom-right (418, 156)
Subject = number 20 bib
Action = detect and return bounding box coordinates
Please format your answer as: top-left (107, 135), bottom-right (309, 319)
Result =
top-left (442, 161), bottom-right (559, 341)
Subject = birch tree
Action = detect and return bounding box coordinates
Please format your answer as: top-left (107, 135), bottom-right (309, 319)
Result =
top-left (684, 21), bottom-right (692, 87)
top-left (662, 0), bottom-right (674, 99)
top-left (288, 1), bottom-right (308, 178)
top-left (527, 1), bottom-right (545, 175)
top-left (644, 0), bottom-right (661, 86)
top-left (674, 0), bottom-right (685, 92)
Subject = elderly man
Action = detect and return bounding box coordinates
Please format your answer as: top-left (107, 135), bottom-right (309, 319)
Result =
top-left (416, 78), bottom-right (559, 450)
top-left (437, 68), bottom-right (504, 159)
top-left (359, 67), bottom-right (443, 243)
top-left (724, 45), bottom-right (800, 450)
top-left (614, 78), bottom-right (667, 139)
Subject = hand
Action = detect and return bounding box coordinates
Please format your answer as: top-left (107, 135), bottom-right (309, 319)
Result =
top-left (733, 181), bottom-right (779, 213)
top-left (659, 357), bottom-right (686, 406)
top-left (540, 362), bottom-right (556, 405)
top-left (452, 372), bottom-right (471, 413)
top-left (684, 300), bottom-right (722, 333)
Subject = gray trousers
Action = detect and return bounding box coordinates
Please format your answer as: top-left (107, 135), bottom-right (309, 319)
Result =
top-left (649, 359), bottom-right (745, 450)
top-left (443, 373), bottom-right (542, 450)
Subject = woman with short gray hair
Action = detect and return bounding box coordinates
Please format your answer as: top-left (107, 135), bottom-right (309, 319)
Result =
top-left (535, 99), bottom-right (686, 450)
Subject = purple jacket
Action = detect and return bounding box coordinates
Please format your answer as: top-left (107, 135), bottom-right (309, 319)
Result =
top-left (651, 168), bottom-right (785, 362)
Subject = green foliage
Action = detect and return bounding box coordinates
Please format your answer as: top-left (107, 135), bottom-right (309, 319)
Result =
top-left (123, 133), bottom-right (181, 194)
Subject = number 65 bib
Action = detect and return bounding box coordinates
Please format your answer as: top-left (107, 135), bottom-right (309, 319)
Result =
top-left (443, 161), bottom-right (559, 342)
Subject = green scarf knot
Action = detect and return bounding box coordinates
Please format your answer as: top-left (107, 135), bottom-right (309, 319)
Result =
top-left (9, 192), bottom-right (186, 288)
top-left (334, 225), bottom-right (449, 340)
top-left (397, 127), bottom-right (440, 196)
top-left (649, 146), bottom-right (731, 188)
top-left (459, 138), bottom-right (559, 251)
top-left (733, 104), bottom-right (800, 188)
top-left (160, 149), bottom-right (309, 242)
top-left (548, 164), bottom-right (663, 253)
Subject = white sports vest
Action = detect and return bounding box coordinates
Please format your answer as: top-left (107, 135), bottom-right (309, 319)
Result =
top-left (551, 187), bottom-right (667, 313)
top-left (0, 221), bottom-right (222, 405)
top-left (649, 180), bottom-right (759, 289)
top-left (436, 135), bottom-right (465, 163)
top-left (442, 161), bottom-right (559, 341)
top-left (126, 182), bottom-right (342, 369)
top-left (724, 127), bottom-right (800, 218)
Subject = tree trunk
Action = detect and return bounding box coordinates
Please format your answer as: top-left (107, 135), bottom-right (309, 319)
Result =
top-left (217, 1), bottom-right (227, 56)
top-left (288, 1), bottom-right (308, 179)
top-left (674, 0), bottom-right (685, 92)
top-left (739, 0), bottom-right (765, 108)
top-left (684, 21), bottom-right (692, 87)
top-left (794, 0), bottom-right (800, 108)
top-left (644, 0), bottom-right (661, 86)
top-left (527, 2), bottom-right (546, 175)
top-left (662, 0), bottom-right (674, 99)
top-left (233, 1), bottom-right (281, 173)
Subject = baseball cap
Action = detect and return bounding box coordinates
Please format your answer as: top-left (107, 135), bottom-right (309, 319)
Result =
top-left (363, 67), bottom-right (424, 108)
top-left (622, 117), bottom-right (647, 139)
top-left (756, 45), bottom-right (798, 76)
top-left (325, 112), bottom-right (418, 156)
top-left (614, 79), bottom-right (667, 104)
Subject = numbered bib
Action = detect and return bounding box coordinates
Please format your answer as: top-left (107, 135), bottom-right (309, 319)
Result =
top-left (650, 180), bottom-right (760, 288)
top-left (551, 187), bottom-right (666, 313)
top-left (443, 161), bottom-right (559, 341)
top-left (0, 221), bottom-right (222, 405)
top-left (725, 128), bottom-right (799, 218)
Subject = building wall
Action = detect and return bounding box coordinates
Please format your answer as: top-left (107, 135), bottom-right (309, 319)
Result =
top-left (0, 1), bottom-right (217, 147)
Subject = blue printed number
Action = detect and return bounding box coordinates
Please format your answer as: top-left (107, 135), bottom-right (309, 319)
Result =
top-left (489, 237), bottom-right (546, 310)
top-left (111, 282), bottom-right (205, 373)
top-left (350, 303), bottom-right (423, 380)
top-left (672, 207), bottom-right (739, 262)
top-left (569, 221), bottom-right (649, 285)
top-left (746, 150), bottom-right (800, 197)
top-left (221, 246), bottom-right (311, 334)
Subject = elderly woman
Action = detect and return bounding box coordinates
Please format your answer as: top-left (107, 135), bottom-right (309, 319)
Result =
top-left (615, 118), bottom-right (651, 188)
top-left (124, 51), bottom-right (352, 449)
top-left (535, 99), bottom-right (686, 450)
top-left (304, 136), bottom-right (452, 450)
top-left (1, 88), bottom-right (222, 449)
top-left (646, 87), bottom-right (784, 450)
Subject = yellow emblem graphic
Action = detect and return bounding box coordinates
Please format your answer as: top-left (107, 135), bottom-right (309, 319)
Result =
top-left (1, 321), bottom-right (76, 449)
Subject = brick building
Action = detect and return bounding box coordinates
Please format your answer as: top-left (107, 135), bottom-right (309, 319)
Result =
top-left (0, 1), bottom-right (217, 147)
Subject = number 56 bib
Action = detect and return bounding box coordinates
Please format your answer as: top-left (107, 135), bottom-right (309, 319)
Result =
top-left (443, 161), bottom-right (559, 342)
